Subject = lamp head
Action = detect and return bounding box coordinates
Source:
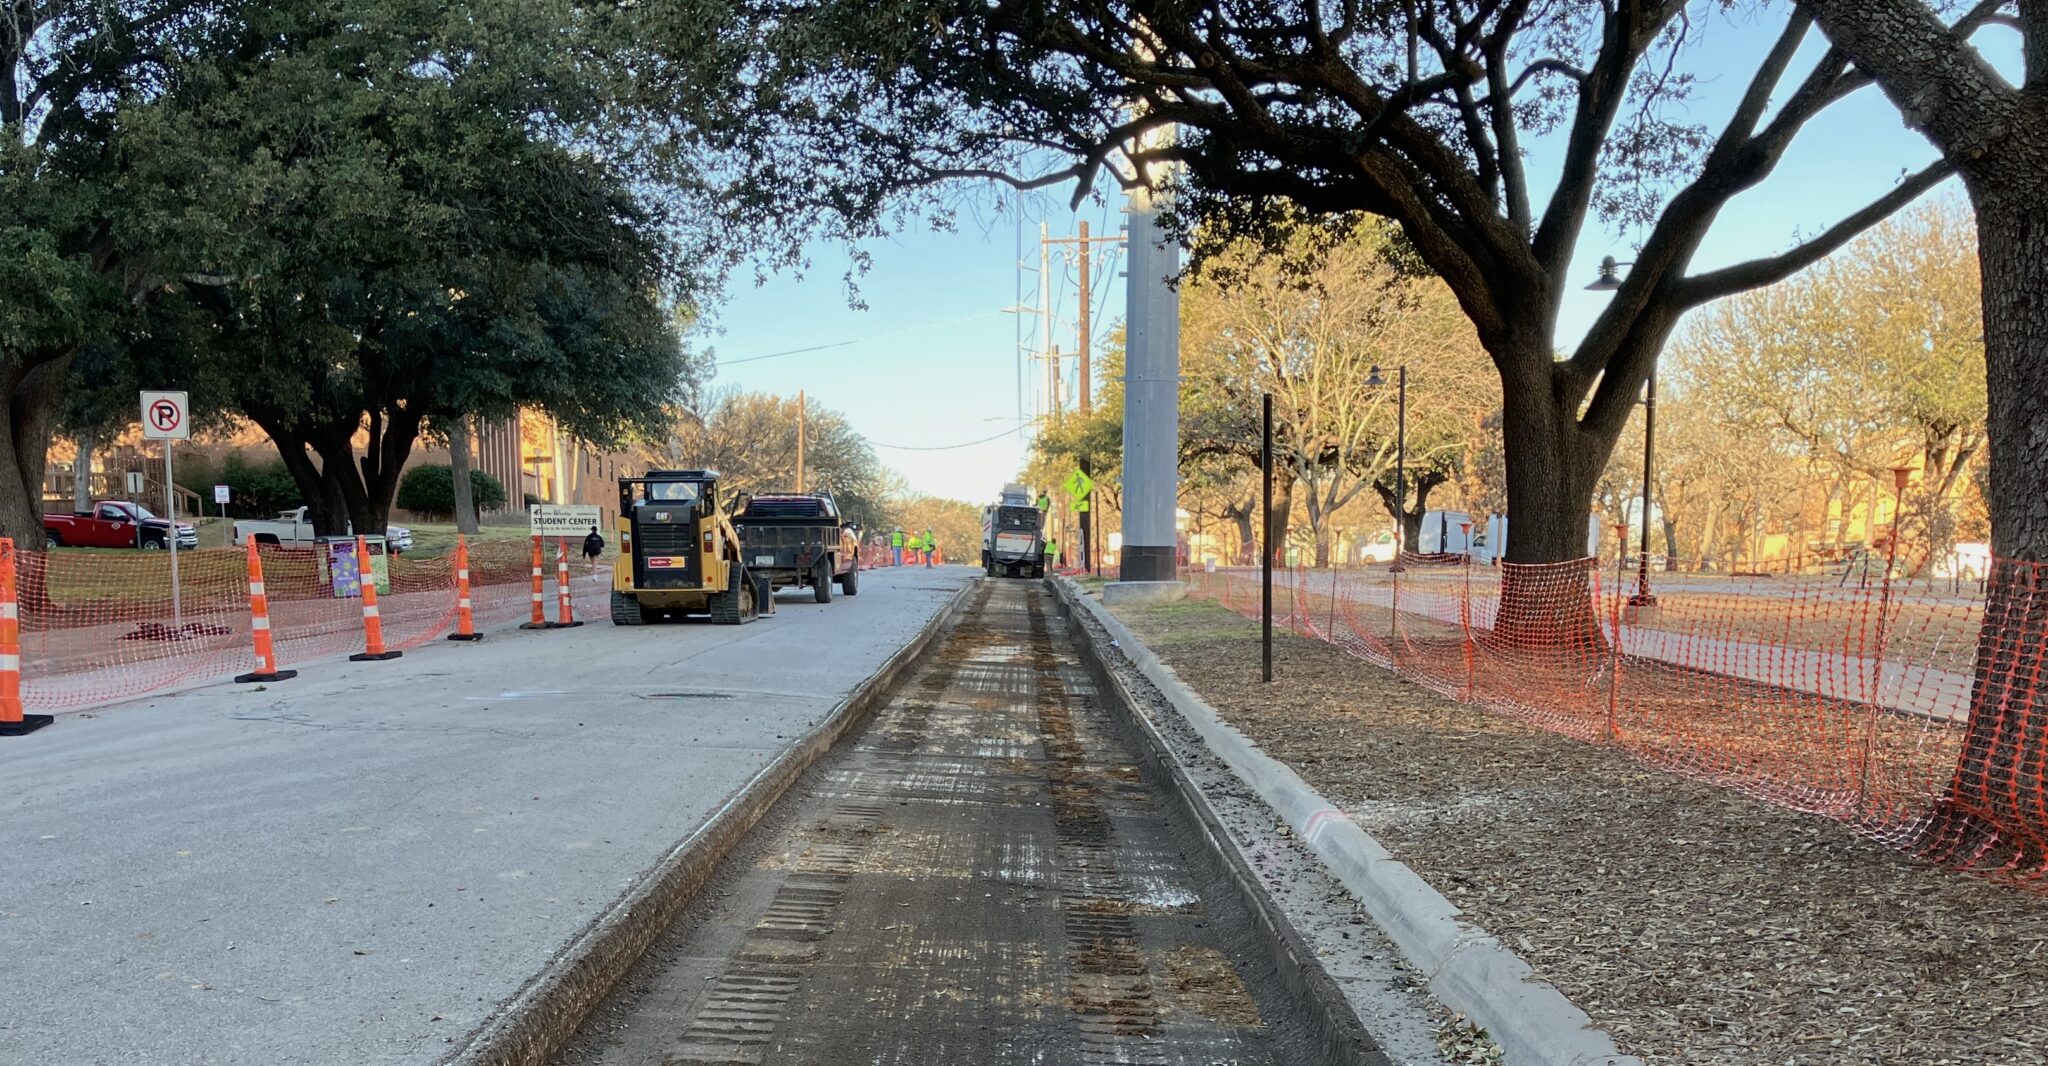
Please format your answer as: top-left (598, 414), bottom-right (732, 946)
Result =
top-left (1365, 365), bottom-right (1387, 387)
top-left (1586, 255), bottom-right (1625, 292)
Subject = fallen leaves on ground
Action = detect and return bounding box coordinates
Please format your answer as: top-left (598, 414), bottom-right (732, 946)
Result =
top-left (1116, 599), bottom-right (2048, 1066)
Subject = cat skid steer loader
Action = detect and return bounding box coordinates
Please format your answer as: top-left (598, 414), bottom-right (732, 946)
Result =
top-left (610, 470), bottom-right (770, 625)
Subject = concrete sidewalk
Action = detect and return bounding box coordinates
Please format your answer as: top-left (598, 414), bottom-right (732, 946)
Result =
top-left (0, 567), bottom-right (975, 1066)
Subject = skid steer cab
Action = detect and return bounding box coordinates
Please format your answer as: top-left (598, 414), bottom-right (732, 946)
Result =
top-left (611, 470), bottom-right (770, 625)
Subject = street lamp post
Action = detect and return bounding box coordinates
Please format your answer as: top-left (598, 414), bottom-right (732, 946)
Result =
top-left (1586, 256), bottom-right (1657, 611)
top-left (1366, 364), bottom-right (1406, 573)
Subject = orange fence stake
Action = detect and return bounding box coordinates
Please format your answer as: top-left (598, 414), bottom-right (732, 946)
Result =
top-left (234, 538), bottom-right (298, 685)
top-left (520, 535), bottom-right (548, 630)
top-left (447, 535), bottom-right (481, 642)
top-left (0, 538), bottom-right (52, 736)
top-left (349, 535), bottom-right (403, 662)
top-left (550, 538), bottom-right (582, 629)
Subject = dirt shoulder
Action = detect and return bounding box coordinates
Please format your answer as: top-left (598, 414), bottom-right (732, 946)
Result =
top-left (1109, 597), bottom-right (2048, 1066)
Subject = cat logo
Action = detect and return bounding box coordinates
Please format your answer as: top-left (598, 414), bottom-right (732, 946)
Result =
top-left (654, 511), bottom-right (672, 522)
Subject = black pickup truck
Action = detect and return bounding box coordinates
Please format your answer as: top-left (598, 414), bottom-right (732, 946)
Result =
top-left (732, 493), bottom-right (861, 603)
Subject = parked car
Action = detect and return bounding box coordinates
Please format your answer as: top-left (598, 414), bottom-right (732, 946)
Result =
top-left (44, 500), bottom-right (198, 550)
top-left (233, 506), bottom-right (412, 553)
top-left (1354, 530), bottom-right (1397, 563)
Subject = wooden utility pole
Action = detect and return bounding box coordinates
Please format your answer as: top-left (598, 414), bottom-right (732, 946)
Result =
top-left (796, 390), bottom-right (806, 492)
top-left (1041, 223), bottom-right (1124, 412)
top-left (1077, 220), bottom-right (1091, 414)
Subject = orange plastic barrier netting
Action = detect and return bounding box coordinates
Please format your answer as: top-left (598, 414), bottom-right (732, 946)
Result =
top-left (12, 540), bottom-right (545, 710)
top-left (1188, 555), bottom-right (2048, 884)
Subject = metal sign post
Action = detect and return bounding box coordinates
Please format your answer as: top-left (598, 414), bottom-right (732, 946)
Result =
top-left (141, 391), bottom-right (191, 629)
top-left (215, 484), bottom-right (231, 546)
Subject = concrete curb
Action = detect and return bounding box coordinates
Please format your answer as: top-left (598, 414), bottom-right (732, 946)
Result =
top-left (1055, 578), bottom-right (1641, 1066)
top-left (438, 579), bottom-right (978, 1066)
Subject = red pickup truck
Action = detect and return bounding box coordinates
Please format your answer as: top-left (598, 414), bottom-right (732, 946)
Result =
top-left (44, 500), bottom-right (199, 551)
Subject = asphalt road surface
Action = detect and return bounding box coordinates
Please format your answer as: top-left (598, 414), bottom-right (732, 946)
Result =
top-left (0, 567), bottom-right (973, 1066)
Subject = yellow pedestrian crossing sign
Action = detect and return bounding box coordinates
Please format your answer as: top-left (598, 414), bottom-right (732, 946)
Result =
top-left (1063, 469), bottom-right (1094, 502)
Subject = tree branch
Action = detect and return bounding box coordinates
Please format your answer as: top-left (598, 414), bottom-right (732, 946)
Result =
top-left (1677, 159), bottom-right (1954, 303)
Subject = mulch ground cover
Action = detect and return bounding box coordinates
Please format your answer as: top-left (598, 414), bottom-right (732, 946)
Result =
top-left (1113, 597), bottom-right (2048, 1066)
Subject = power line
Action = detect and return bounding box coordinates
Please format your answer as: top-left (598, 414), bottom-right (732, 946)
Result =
top-left (716, 340), bottom-right (858, 366)
top-left (715, 310), bottom-right (1006, 367)
top-left (864, 425), bottom-right (1026, 451)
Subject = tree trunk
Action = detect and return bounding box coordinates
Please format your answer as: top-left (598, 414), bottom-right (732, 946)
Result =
top-left (1942, 188), bottom-right (2048, 858)
top-left (72, 433), bottom-right (95, 514)
top-left (448, 417), bottom-right (480, 533)
top-left (0, 350), bottom-right (71, 548)
top-left (1494, 377), bottom-right (1622, 646)
top-left (1266, 474), bottom-right (1296, 565)
top-left (1662, 514), bottom-right (1679, 571)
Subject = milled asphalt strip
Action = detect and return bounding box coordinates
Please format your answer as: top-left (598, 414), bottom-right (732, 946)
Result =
top-left (438, 579), bottom-right (977, 1066)
top-left (1056, 585), bottom-right (1394, 1066)
top-left (1055, 578), bottom-right (1642, 1066)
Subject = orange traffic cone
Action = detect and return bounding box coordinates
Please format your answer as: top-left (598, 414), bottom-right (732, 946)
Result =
top-left (447, 535), bottom-right (481, 641)
top-left (349, 535), bottom-right (402, 662)
top-left (548, 538), bottom-right (583, 628)
top-left (0, 538), bottom-right (51, 736)
top-left (234, 538), bottom-right (298, 684)
top-left (520, 536), bottom-right (549, 630)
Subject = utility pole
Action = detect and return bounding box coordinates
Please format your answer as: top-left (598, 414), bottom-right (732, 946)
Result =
top-left (795, 389), bottom-right (806, 493)
top-left (1040, 221), bottom-right (1053, 424)
top-left (1077, 220), bottom-right (1091, 414)
top-left (1041, 220), bottom-right (1125, 573)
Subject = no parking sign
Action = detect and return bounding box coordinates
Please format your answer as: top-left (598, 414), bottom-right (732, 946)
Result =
top-left (140, 391), bottom-right (190, 440)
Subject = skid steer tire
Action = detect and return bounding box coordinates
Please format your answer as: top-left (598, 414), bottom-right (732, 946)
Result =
top-left (611, 590), bottom-right (644, 626)
top-left (711, 566), bottom-right (759, 625)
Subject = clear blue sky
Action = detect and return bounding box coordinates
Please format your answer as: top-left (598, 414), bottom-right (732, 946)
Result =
top-left (701, 8), bottom-right (2008, 505)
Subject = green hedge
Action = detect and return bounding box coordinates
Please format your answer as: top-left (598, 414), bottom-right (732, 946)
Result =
top-left (397, 465), bottom-right (509, 518)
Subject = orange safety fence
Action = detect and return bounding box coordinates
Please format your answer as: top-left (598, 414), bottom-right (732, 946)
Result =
top-left (10, 538), bottom-right (551, 711)
top-left (1188, 554), bottom-right (2048, 885)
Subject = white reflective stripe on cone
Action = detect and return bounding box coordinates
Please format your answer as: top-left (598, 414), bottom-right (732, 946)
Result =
top-left (363, 605), bottom-right (380, 618)
top-left (0, 654), bottom-right (19, 671)
top-left (248, 581), bottom-right (265, 596)
top-left (251, 616), bottom-right (270, 630)
top-left (0, 602), bottom-right (16, 620)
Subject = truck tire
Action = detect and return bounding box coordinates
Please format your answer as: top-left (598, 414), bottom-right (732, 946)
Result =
top-left (140, 535), bottom-right (164, 550)
top-left (813, 559), bottom-right (833, 604)
top-left (44, 531), bottom-right (61, 549)
top-left (610, 590), bottom-right (644, 625)
top-left (711, 566), bottom-right (759, 625)
top-left (985, 555), bottom-right (996, 578)
top-left (839, 563), bottom-right (859, 597)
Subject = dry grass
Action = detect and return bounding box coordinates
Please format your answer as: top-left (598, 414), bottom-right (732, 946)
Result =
top-left (1112, 596), bottom-right (2048, 1066)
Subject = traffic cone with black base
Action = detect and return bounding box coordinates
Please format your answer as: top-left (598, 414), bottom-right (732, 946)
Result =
top-left (235, 538), bottom-right (298, 684)
top-left (0, 538), bottom-right (53, 736)
top-left (547, 539), bottom-right (583, 629)
top-left (520, 536), bottom-right (549, 630)
top-left (348, 535), bottom-right (403, 662)
top-left (447, 535), bottom-right (481, 641)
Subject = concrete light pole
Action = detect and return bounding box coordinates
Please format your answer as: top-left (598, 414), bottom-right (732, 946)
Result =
top-left (1107, 149), bottom-right (1184, 601)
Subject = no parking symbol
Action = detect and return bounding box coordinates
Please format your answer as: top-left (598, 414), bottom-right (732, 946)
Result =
top-left (140, 391), bottom-right (191, 440)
